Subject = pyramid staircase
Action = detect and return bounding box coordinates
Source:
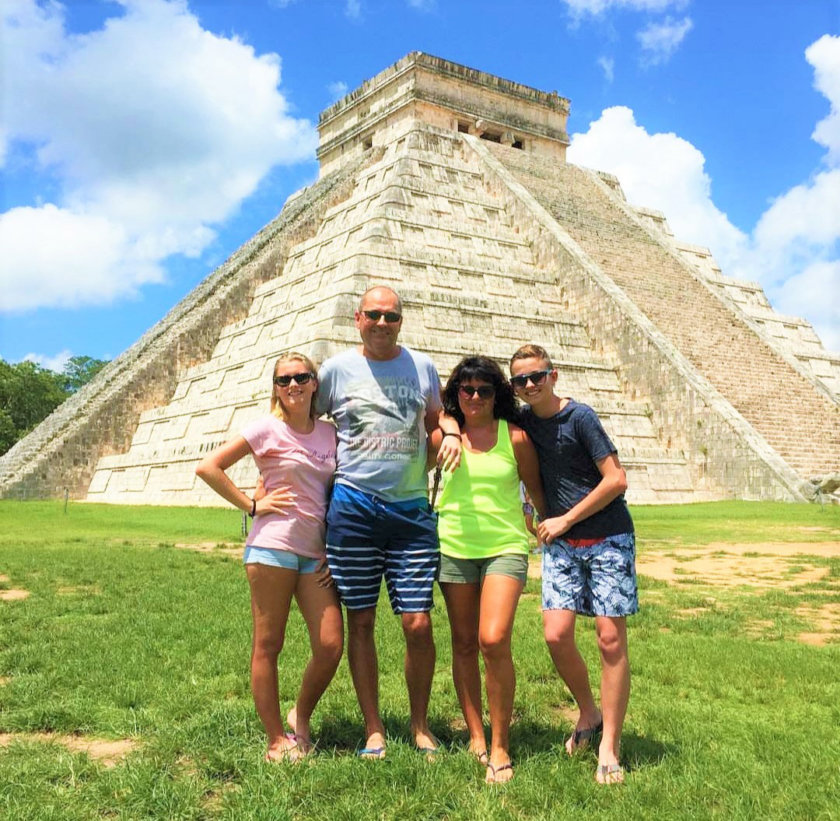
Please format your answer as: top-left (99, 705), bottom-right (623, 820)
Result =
top-left (87, 128), bottom-right (702, 505)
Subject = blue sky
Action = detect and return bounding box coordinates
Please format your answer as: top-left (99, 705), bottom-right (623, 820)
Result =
top-left (2, 0), bottom-right (839, 370)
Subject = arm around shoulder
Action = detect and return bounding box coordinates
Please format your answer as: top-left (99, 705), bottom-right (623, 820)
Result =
top-left (510, 424), bottom-right (547, 519)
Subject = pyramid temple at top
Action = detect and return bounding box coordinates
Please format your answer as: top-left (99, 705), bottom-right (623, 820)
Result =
top-left (2, 52), bottom-right (839, 505)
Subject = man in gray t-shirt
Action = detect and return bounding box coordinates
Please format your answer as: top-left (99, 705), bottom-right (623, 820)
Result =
top-left (316, 285), bottom-right (460, 759)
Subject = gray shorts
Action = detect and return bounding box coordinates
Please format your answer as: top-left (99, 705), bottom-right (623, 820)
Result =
top-left (542, 532), bottom-right (638, 617)
top-left (438, 552), bottom-right (529, 585)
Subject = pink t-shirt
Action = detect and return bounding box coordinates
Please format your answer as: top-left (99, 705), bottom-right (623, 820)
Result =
top-left (242, 416), bottom-right (337, 558)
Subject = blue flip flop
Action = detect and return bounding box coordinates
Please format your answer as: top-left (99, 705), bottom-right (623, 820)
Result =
top-left (357, 746), bottom-right (386, 759)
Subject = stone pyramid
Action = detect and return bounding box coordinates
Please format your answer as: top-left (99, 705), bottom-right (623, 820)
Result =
top-left (2, 53), bottom-right (838, 505)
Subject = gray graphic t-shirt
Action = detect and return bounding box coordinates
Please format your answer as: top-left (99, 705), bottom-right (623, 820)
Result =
top-left (315, 347), bottom-right (442, 502)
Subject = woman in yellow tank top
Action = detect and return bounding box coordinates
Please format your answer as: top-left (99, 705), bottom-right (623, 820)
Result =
top-left (430, 356), bottom-right (546, 784)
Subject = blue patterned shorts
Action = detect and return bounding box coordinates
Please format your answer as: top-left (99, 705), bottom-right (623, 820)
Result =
top-left (542, 532), bottom-right (638, 617)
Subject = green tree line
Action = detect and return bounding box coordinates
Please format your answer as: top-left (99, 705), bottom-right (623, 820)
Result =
top-left (0, 356), bottom-right (109, 456)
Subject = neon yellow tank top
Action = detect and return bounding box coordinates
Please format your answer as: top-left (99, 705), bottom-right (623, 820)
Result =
top-left (437, 419), bottom-right (530, 559)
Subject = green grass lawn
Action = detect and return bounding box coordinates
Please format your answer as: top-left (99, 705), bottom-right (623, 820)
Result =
top-left (1, 500), bottom-right (838, 820)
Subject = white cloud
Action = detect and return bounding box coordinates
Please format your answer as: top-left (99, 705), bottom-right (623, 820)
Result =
top-left (807, 35), bottom-right (840, 163)
top-left (345, 0), bottom-right (361, 18)
top-left (567, 106), bottom-right (747, 267)
top-left (0, 0), bottom-right (317, 313)
top-left (328, 80), bottom-right (349, 101)
top-left (774, 261), bottom-right (840, 351)
top-left (23, 349), bottom-right (73, 373)
top-left (0, 204), bottom-right (163, 313)
top-left (597, 55), bottom-right (615, 82)
top-left (637, 16), bottom-right (693, 65)
top-left (407, 0), bottom-right (436, 9)
top-left (567, 39), bottom-right (840, 356)
top-left (561, 0), bottom-right (685, 17)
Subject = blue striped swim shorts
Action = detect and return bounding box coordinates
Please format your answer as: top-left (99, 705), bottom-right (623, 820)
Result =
top-left (542, 532), bottom-right (638, 617)
top-left (325, 483), bottom-right (439, 614)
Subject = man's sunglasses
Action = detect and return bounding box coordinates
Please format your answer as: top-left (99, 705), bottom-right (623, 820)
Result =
top-left (458, 384), bottom-right (496, 400)
top-left (510, 369), bottom-right (552, 389)
top-left (362, 310), bottom-right (402, 323)
top-left (273, 372), bottom-right (315, 387)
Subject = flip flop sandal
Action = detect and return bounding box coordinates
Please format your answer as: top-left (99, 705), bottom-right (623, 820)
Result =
top-left (485, 762), bottom-right (514, 784)
top-left (568, 720), bottom-right (603, 753)
top-left (264, 742), bottom-right (301, 763)
top-left (356, 746), bottom-right (386, 759)
top-left (596, 763), bottom-right (625, 784)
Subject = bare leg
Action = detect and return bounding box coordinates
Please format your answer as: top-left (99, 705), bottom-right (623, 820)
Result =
top-left (440, 582), bottom-right (485, 757)
top-left (543, 609), bottom-right (602, 754)
top-left (479, 574), bottom-right (523, 783)
top-left (401, 611), bottom-right (437, 750)
top-left (346, 607), bottom-right (386, 754)
top-left (246, 564), bottom-right (299, 760)
top-left (287, 572), bottom-right (344, 752)
top-left (595, 615), bottom-right (629, 782)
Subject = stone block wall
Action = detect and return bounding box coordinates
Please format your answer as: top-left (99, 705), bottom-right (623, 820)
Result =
top-left (83, 124), bottom-right (704, 506)
top-left (471, 136), bottom-right (814, 500)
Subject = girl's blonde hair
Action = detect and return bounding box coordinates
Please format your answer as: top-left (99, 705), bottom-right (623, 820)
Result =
top-left (270, 352), bottom-right (319, 421)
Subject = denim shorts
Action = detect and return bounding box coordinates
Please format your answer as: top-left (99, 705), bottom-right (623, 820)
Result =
top-left (326, 483), bottom-right (439, 614)
top-left (438, 552), bottom-right (529, 585)
top-left (542, 532), bottom-right (638, 617)
top-left (243, 545), bottom-right (321, 574)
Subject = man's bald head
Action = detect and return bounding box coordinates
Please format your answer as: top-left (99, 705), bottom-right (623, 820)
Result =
top-left (359, 286), bottom-right (402, 314)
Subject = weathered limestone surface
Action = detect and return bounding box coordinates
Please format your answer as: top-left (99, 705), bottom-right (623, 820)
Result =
top-left (3, 52), bottom-right (837, 505)
top-left (633, 207), bottom-right (840, 400)
top-left (481, 141), bottom-right (839, 488)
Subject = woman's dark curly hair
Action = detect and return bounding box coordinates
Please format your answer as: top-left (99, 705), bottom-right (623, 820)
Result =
top-left (442, 356), bottom-right (519, 427)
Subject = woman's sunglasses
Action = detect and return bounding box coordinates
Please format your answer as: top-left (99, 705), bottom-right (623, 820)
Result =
top-left (273, 372), bottom-right (315, 387)
top-left (510, 370), bottom-right (552, 389)
top-left (458, 385), bottom-right (496, 400)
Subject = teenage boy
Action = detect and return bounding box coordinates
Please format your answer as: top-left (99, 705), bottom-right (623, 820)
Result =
top-left (509, 344), bottom-right (637, 785)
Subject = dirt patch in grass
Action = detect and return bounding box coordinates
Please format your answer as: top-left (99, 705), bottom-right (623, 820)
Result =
top-left (0, 733), bottom-right (137, 767)
top-left (635, 547), bottom-right (836, 590)
top-left (0, 677), bottom-right (10, 686)
top-left (702, 541), bottom-right (840, 558)
top-left (633, 541), bottom-right (840, 645)
top-left (0, 589), bottom-right (30, 601)
top-left (0, 574), bottom-right (9, 582)
top-left (794, 603), bottom-right (840, 646)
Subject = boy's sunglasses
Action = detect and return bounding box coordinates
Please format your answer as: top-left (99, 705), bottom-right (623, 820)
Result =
top-left (273, 372), bottom-right (315, 387)
top-left (510, 369), bottom-right (552, 389)
top-left (458, 385), bottom-right (496, 400)
top-left (362, 310), bottom-right (402, 323)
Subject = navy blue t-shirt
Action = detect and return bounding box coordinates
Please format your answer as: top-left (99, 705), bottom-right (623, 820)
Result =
top-left (518, 400), bottom-right (634, 540)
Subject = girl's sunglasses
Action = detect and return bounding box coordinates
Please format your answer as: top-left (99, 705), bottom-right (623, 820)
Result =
top-left (458, 385), bottom-right (495, 400)
top-left (273, 372), bottom-right (315, 387)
